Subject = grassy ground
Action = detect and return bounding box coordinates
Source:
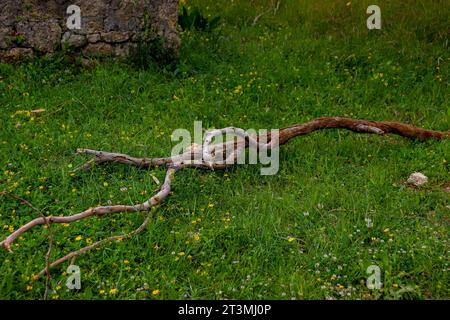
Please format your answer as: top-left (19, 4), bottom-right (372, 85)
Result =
top-left (0, 0), bottom-right (449, 300)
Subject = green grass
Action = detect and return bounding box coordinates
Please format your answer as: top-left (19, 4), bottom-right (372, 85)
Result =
top-left (0, 0), bottom-right (449, 300)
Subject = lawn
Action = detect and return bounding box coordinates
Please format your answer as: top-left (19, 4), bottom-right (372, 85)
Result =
top-left (0, 0), bottom-right (449, 300)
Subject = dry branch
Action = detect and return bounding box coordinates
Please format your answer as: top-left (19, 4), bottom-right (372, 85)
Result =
top-left (1, 116), bottom-right (448, 280)
top-left (253, 0), bottom-right (281, 26)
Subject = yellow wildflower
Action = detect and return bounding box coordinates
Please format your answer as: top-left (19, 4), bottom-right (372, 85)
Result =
top-left (152, 289), bottom-right (160, 296)
top-left (109, 288), bottom-right (118, 295)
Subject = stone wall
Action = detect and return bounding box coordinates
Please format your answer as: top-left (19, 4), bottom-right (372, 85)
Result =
top-left (0, 0), bottom-right (180, 61)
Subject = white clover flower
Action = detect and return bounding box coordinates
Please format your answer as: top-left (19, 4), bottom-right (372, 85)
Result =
top-left (365, 218), bottom-right (373, 229)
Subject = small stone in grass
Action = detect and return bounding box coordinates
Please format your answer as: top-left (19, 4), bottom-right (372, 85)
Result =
top-left (407, 172), bottom-right (428, 187)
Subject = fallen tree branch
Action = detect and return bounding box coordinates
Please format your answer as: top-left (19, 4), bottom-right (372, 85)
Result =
top-left (0, 117), bottom-right (448, 280)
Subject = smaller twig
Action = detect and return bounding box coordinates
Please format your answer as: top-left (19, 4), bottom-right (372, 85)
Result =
top-left (274, 0), bottom-right (281, 13)
top-left (0, 190), bottom-right (40, 212)
top-left (37, 208), bottom-right (154, 277)
top-left (41, 99), bottom-right (76, 120)
top-left (0, 191), bottom-right (53, 299)
top-left (253, 8), bottom-right (272, 25)
top-left (43, 217), bottom-right (53, 300)
top-left (253, 1), bottom-right (281, 25)
top-left (75, 148), bottom-right (171, 172)
top-left (73, 158), bottom-right (104, 172)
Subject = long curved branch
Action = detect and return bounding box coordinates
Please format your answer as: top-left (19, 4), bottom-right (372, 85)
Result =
top-left (276, 116), bottom-right (449, 144)
top-left (75, 116), bottom-right (449, 171)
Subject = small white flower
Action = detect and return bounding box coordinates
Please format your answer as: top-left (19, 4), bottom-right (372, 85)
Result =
top-left (365, 218), bottom-right (373, 229)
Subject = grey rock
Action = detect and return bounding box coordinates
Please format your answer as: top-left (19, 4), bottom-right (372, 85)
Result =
top-left (101, 32), bottom-right (130, 43)
top-left (0, 28), bottom-right (11, 49)
top-left (62, 32), bottom-right (87, 48)
top-left (87, 33), bottom-right (101, 43)
top-left (83, 43), bottom-right (113, 56)
top-left (3, 48), bottom-right (34, 61)
top-left (113, 43), bottom-right (134, 56)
